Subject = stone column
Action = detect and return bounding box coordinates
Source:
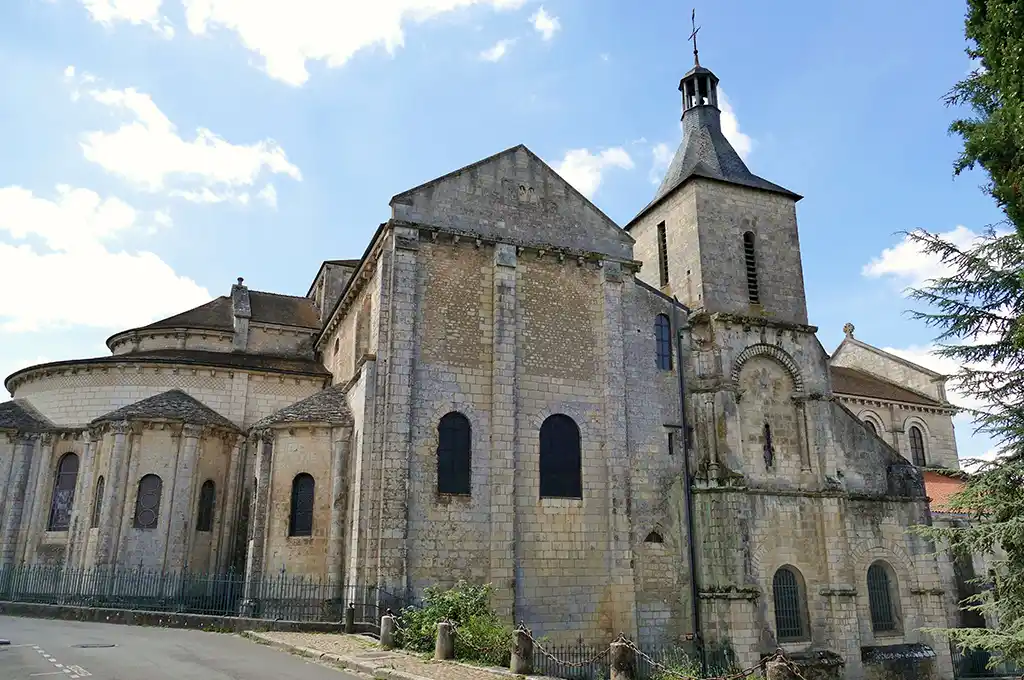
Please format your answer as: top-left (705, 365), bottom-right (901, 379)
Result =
top-left (490, 242), bottom-right (518, 620)
top-left (68, 433), bottom-right (96, 569)
top-left (19, 433), bottom-right (55, 562)
top-left (242, 430), bottom-right (274, 611)
top-left (216, 436), bottom-right (245, 572)
top-left (0, 434), bottom-right (37, 568)
top-left (165, 424), bottom-right (202, 572)
top-left (95, 422), bottom-right (131, 567)
top-left (327, 426), bottom-right (352, 591)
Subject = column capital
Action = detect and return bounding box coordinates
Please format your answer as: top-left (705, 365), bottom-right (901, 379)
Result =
top-left (109, 420), bottom-right (132, 436)
top-left (15, 432), bottom-right (41, 444)
top-left (181, 423), bottom-right (204, 440)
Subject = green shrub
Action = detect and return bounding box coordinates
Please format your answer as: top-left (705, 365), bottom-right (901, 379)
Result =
top-left (396, 581), bottom-right (511, 665)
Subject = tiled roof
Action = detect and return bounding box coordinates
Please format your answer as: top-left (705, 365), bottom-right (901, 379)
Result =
top-left (923, 470), bottom-right (967, 513)
top-left (137, 291), bottom-right (320, 333)
top-left (253, 384), bottom-right (352, 428)
top-left (0, 399), bottom-right (54, 432)
top-left (91, 390), bottom-right (238, 430)
top-left (140, 297), bottom-right (235, 332)
top-left (830, 366), bottom-right (943, 407)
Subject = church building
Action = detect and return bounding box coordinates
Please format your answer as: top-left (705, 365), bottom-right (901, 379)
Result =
top-left (0, 49), bottom-right (964, 679)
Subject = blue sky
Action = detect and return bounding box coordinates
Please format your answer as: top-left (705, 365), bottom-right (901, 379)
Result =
top-left (0, 0), bottom-right (1000, 460)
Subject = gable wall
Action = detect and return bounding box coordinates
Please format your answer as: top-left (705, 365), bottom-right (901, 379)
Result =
top-left (831, 342), bottom-right (944, 402)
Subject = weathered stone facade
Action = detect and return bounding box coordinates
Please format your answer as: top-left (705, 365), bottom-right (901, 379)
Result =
top-left (0, 56), bottom-right (967, 680)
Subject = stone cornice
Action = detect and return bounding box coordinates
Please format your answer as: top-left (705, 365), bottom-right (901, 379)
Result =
top-left (689, 310), bottom-right (819, 334)
top-left (693, 484), bottom-right (927, 504)
top-left (833, 393), bottom-right (955, 416)
top-left (106, 327), bottom-right (234, 353)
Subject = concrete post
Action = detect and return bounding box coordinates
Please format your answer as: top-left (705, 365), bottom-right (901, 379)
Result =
top-left (380, 613), bottom-right (397, 649)
top-left (435, 621), bottom-right (454, 660)
top-left (609, 638), bottom-right (635, 680)
top-left (165, 424), bottom-right (202, 572)
top-left (344, 602), bottom-right (356, 633)
top-left (510, 626), bottom-right (533, 675)
top-left (0, 435), bottom-right (37, 568)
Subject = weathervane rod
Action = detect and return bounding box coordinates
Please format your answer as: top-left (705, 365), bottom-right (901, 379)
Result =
top-left (689, 8), bottom-right (701, 67)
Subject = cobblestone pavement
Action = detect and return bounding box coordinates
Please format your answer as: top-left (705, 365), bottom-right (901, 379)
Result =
top-left (248, 631), bottom-right (521, 680)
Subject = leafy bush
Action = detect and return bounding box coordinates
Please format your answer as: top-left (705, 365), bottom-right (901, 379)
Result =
top-left (396, 581), bottom-right (511, 665)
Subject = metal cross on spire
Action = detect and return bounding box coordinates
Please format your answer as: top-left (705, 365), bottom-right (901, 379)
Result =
top-left (689, 8), bottom-right (701, 66)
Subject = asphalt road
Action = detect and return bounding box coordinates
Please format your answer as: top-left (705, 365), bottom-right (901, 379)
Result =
top-left (0, 616), bottom-right (362, 679)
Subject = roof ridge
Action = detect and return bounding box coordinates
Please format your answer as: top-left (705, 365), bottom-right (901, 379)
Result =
top-left (248, 289), bottom-right (314, 300)
top-left (846, 337), bottom-right (944, 378)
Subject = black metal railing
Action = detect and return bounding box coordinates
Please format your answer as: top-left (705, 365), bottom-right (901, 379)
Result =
top-left (0, 564), bottom-right (402, 626)
top-left (531, 640), bottom-right (611, 680)
top-left (951, 645), bottom-right (1024, 678)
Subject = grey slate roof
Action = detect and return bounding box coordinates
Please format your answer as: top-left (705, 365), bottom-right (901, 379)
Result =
top-left (830, 366), bottom-right (943, 407)
top-left (0, 399), bottom-right (54, 432)
top-left (628, 105), bottom-right (799, 228)
top-left (90, 390), bottom-right (239, 430)
top-left (135, 290), bottom-right (321, 333)
top-left (253, 384), bottom-right (352, 428)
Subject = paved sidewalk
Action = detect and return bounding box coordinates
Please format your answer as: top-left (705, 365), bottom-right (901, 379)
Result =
top-left (243, 631), bottom-right (530, 680)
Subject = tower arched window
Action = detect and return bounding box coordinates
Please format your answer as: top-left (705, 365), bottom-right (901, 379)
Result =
top-left (289, 473), bottom-right (315, 537)
top-left (195, 480), bottom-right (216, 532)
top-left (90, 476), bottom-right (104, 529)
top-left (539, 414), bottom-right (582, 499)
top-left (437, 412), bottom-right (471, 495)
top-left (655, 314), bottom-right (673, 370)
top-left (133, 474), bottom-right (163, 530)
top-left (47, 453), bottom-right (79, 531)
top-left (909, 426), bottom-right (926, 466)
top-left (743, 231), bottom-right (760, 304)
top-left (868, 561), bottom-right (900, 634)
top-left (772, 566), bottom-right (808, 642)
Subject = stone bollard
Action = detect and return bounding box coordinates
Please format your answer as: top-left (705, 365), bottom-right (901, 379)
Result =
top-left (609, 637), bottom-right (635, 680)
top-left (765, 654), bottom-right (791, 680)
top-left (435, 621), bottom-right (455, 660)
top-left (380, 613), bottom-right (397, 650)
top-left (510, 626), bottom-right (533, 675)
top-left (344, 603), bottom-right (356, 634)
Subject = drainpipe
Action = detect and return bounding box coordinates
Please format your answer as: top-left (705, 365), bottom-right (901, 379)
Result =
top-left (672, 297), bottom-right (705, 676)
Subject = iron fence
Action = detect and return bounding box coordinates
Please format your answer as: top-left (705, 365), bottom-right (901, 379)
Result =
top-left (0, 564), bottom-right (402, 626)
top-left (531, 639), bottom-right (611, 680)
top-left (951, 646), bottom-right (1024, 679)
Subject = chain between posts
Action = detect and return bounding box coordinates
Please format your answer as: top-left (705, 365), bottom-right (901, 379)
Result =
top-left (447, 619), bottom-right (509, 659)
top-left (518, 627), bottom-right (611, 669)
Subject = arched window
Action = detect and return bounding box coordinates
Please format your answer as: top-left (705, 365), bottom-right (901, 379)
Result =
top-left (539, 414), bottom-right (582, 499)
top-left (47, 453), bottom-right (79, 531)
top-left (868, 561), bottom-right (900, 633)
top-left (864, 419), bottom-right (878, 436)
top-left (909, 426), bottom-right (926, 466)
top-left (437, 412), bottom-right (471, 495)
top-left (195, 480), bottom-right (216, 532)
top-left (289, 473), bottom-right (315, 537)
top-left (655, 315), bottom-right (673, 370)
top-left (772, 566), bottom-right (808, 641)
top-left (133, 474), bottom-right (163, 530)
top-left (90, 476), bottom-right (104, 528)
top-left (644, 531), bottom-right (664, 544)
top-left (743, 231), bottom-right (760, 304)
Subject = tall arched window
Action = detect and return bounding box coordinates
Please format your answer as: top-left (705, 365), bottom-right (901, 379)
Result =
top-left (909, 426), bottom-right (926, 466)
top-left (47, 453), bottom-right (79, 531)
top-left (437, 412), bottom-right (471, 495)
top-left (195, 480), bottom-right (216, 532)
top-left (90, 476), bottom-right (104, 529)
top-left (289, 473), bottom-right (315, 537)
top-left (743, 231), bottom-right (760, 304)
top-left (539, 414), bottom-right (582, 499)
top-left (772, 566), bottom-right (808, 641)
top-left (133, 474), bottom-right (163, 530)
top-left (868, 561), bottom-right (900, 633)
top-left (655, 314), bottom-right (673, 371)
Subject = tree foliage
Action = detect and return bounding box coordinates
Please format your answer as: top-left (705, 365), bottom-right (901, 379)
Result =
top-left (947, 0), bottom-right (1024, 237)
top-left (395, 581), bottom-right (510, 665)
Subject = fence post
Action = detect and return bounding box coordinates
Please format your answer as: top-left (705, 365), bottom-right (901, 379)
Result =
top-left (344, 602), bottom-right (356, 633)
top-left (380, 611), bottom-right (397, 650)
top-left (435, 621), bottom-right (454, 660)
top-left (609, 635), bottom-right (635, 680)
top-left (510, 625), bottom-right (533, 675)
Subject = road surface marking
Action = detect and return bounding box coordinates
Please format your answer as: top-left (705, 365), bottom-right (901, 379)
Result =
top-left (27, 646), bottom-right (91, 679)
top-left (29, 673), bottom-right (64, 677)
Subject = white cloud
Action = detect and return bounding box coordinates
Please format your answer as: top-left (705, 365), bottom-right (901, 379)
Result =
top-left (480, 38), bottom-right (514, 62)
top-left (80, 0), bottom-right (174, 37)
top-left (0, 185), bottom-right (209, 332)
top-left (530, 6), bottom-right (560, 40)
top-left (257, 184), bottom-right (277, 207)
top-left (649, 142), bottom-right (673, 185)
top-left (176, 0), bottom-right (527, 86)
top-left (718, 90), bottom-right (752, 161)
top-left (862, 225), bottom-right (984, 289)
top-left (554, 147), bottom-right (634, 199)
top-left (72, 73), bottom-right (301, 204)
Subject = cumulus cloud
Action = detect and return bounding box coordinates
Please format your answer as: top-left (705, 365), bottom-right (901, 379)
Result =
top-left (480, 39), bottom-right (515, 62)
top-left (70, 70), bottom-right (301, 204)
top-left (80, 0), bottom-right (174, 37)
top-left (530, 6), bottom-right (560, 40)
top-left (554, 147), bottom-right (634, 199)
top-left (862, 225), bottom-right (985, 289)
top-left (718, 91), bottom-right (752, 160)
top-left (649, 142), bottom-right (673, 185)
top-left (257, 184), bottom-right (277, 208)
top-left (0, 185), bottom-right (209, 332)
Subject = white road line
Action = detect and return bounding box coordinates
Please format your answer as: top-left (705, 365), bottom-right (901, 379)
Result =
top-left (29, 673), bottom-right (64, 677)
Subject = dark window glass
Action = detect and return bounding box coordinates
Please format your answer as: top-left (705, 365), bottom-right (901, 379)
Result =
top-left (133, 474), bottom-right (163, 530)
top-left (868, 562), bottom-right (898, 632)
top-left (909, 426), bottom-right (926, 466)
top-left (196, 480), bottom-right (216, 532)
top-left (655, 314), bottom-right (673, 370)
top-left (47, 453), bottom-right (79, 531)
top-left (773, 566), bottom-right (806, 641)
top-left (865, 420), bottom-right (878, 436)
top-left (644, 531), bottom-right (664, 543)
top-left (289, 473), bottom-right (315, 537)
top-left (743, 231), bottom-right (760, 304)
top-left (90, 476), bottom-right (104, 529)
top-left (539, 414), bottom-right (582, 499)
top-left (657, 222), bottom-right (669, 288)
top-left (437, 412), bottom-right (471, 495)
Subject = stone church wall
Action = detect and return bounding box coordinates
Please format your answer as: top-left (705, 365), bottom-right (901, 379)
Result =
top-left (631, 182), bottom-right (701, 305)
top-left (323, 263), bottom-right (379, 385)
top-left (187, 434), bottom-right (234, 573)
top-left (849, 402), bottom-right (959, 470)
top-left (246, 325), bottom-right (317, 358)
top-left (831, 343), bottom-right (944, 403)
